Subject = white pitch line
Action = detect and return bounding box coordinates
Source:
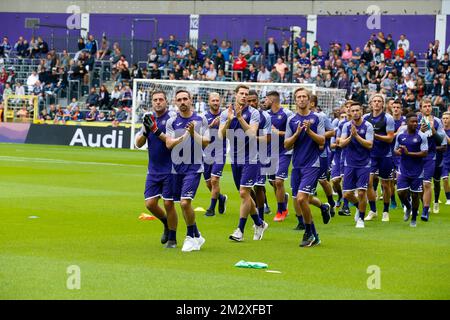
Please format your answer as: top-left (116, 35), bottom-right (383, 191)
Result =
top-left (0, 156), bottom-right (145, 168)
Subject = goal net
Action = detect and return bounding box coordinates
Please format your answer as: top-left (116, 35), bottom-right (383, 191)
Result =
top-left (130, 79), bottom-right (347, 149)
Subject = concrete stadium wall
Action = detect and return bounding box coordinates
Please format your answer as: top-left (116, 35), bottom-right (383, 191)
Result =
top-left (0, 1), bottom-right (443, 15)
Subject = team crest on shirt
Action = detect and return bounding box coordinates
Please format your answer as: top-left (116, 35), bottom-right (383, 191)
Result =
top-left (243, 114), bottom-right (248, 120)
top-left (278, 115), bottom-right (283, 120)
top-left (309, 119), bottom-right (315, 124)
top-left (161, 120), bottom-right (166, 125)
top-left (413, 138), bottom-right (418, 143)
top-left (359, 129), bottom-right (365, 134)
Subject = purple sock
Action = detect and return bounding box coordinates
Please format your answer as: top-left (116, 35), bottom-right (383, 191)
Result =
top-left (168, 230), bottom-right (176, 241)
top-left (297, 215), bottom-right (304, 224)
top-left (277, 202), bottom-right (286, 212)
top-left (446, 192), bottom-right (450, 200)
top-left (369, 200), bottom-right (377, 212)
top-left (305, 223), bottom-right (312, 236)
top-left (250, 213), bottom-right (262, 226)
top-left (187, 225), bottom-right (195, 238)
top-left (193, 223), bottom-right (200, 237)
top-left (238, 218), bottom-right (247, 233)
top-left (383, 202), bottom-right (389, 213)
top-left (311, 223), bottom-right (318, 237)
top-left (258, 207), bottom-right (265, 221)
top-left (209, 198), bottom-right (218, 211)
top-left (422, 206), bottom-right (429, 215)
top-left (359, 211), bottom-right (365, 220)
top-left (343, 198), bottom-right (349, 209)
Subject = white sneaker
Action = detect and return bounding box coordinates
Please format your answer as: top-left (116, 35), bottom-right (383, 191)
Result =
top-left (446, 200), bottom-right (450, 205)
top-left (253, 221), bottom-right (269, 240)
top-left (195, 234), bottom-right (205, 250)
top-left (364, 211), bottom-right (378, 221)
top-left (433, 203), bottom-right (440, 214)
top-left (356, 218), bottom-right (365, 228)
top-left (181, 236), bottom-right (199, 252)
top-left (382, 212), bottom-right (390, 222)
top-left (229, 228), bottom-right (243, 242)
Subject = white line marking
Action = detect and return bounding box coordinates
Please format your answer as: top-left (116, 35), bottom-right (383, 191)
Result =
top-left (0, 156), bottom-right (145, 168)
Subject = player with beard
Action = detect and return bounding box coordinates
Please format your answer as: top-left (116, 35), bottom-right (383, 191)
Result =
top-left (390, 100), bottom-right (406, 209)
top-left (417, 99), bottom-right (447, 221)
top-left (135, 90), bottom-right (178, 248)
top-left (265, 91), bottom-right (293, 222)
top-left (203, 92), bottom-right (228, 217)
top-left (248, 90), bottom-right (272, 222)
top-left (394, 113), bottom-right (428, 227)
top-left (285, 87), bottom-right (325, 247)
top-left (339, 102), bottom-right (374, 229)
top-left (441, 112), bottom-right (450, 205)
top-left (219, 85), bottom-right (269, 242)
top-left (165, 90), bottom-right (210, 252)
top-left (363, 94), bottom-right (395, 223)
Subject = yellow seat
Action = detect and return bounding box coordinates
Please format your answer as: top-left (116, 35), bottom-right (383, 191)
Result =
top-left (5, 109), bottom-right (14, 122)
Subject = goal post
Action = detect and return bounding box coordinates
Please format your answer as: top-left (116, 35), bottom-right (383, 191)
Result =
top-left (130, 79), bottom-right (346, 150)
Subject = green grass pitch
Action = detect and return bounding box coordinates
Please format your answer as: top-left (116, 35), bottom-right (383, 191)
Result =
top-left (1, 143), bottom-right (449, 299)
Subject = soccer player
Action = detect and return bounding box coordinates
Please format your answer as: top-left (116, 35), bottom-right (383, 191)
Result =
top-left (334, 101), bottom-right (353, 216)
top-left (390, 100), bottom-right (406, 209)
top-left (364, 94), bottom-right (395, 222)
top-left (265, 90), bottom-right (293, 222)
top-left (339, 102), bottom-right (374, 229)
top-left (417, 99), bottom-right (447, 221)
top-left (165, 89), bottom-right (210, 252)
top-left (284, 87), bottom-right (325, 247)
top-left (248, 90), bottom-right (272, 221)
top-left (441, 112), bottom-right (450, 205)
top-left (394, 113), bottom-right (428, 227)
top-left (135, 90), bottom-right (178, 248)
top-left (219, 85), bottom-right (269, 242)
top-left (310, 95), bottom-right (336, 215)
top-left (203, 92), bottom-right (228, 217)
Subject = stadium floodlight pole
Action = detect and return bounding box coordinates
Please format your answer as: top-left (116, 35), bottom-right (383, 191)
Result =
top-left (131, 18), bottom-right (158, 64)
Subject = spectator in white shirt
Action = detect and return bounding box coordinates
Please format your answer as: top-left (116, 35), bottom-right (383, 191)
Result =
top-left (195, 95), bottom-right (206, 113)
top-left (257, 65), bottom-right (271, 82)
top-left (205, 63), bottom-right (217, 81)
top-left (239, 39), bottom-right (251, 59)
top-left (397, 34), bottom-right (410, 52)
top-left (401, 62), bottom-right (412, 78)
top-left (26, 71), bottom-right (39, 92)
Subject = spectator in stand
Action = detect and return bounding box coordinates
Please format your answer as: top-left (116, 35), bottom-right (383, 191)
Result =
top-left (197, 42), bottom-right (211, 64)
top-left (131, 63), bottom-right (143, 80)
top-left (385, 34), bottom-right (395, 52)
top-left (393, 55), bottom-right (404, 74)
top-left (232, 53), bottom-right (247, 81)
top-left (156, 38), bottom-right (166, 55)
top-left (148, 48), bottom-right (159, 67)
top-left (97, 111), bottom-right (106, 122)
top-left (239, 39), bottom-right (252, 59)
top-left (86, 87), bottom-right (99, 108)
top-left (107, 109), bottom-right (116, 122)
top-left (195, 95), bottom-right (206, 113)
top-left (27, 36), bottom-right (39, 58)
top-left (115, 105), bottom-right (128, 122)
top-left (209, 39), bottom-right (219, 59)
top-left (298, 37), bottom-right (310, 56)
top-left (337, 71), bottom-right (350, 96)
top-left (397, 34), bottom-right (410, 53)
top-left (395, 44), bottom-right (405, 59)
top-left (85, 106), bottom-right (99, 122)
top-left (2, 83), bottom-right (12, 102)
top-left (246, 64), bottom-right (258, 82)
top-left (381, 72), bottom-right (396, 97)
top-left (77, 37), bottom-right (85, 51)
top-left (109, 85), bottom-right (121, 109)
top-left (205, 63), bottom-right (217, 81)
top-left (383, 44), bottom-right (392, 62)
top-left (265, 37), bottom-right (279, 70)
top-left (98, 85), bottom-right (110, 110)
top-left (168, 34), bottom-right (178, 53)
top-left (149, 63), bottom-right (161, 79)
top-left (427, 53), bottom-right (439, 71)
top-left (60, 49), bottom-right (72, 71)
top-left (361, 45), bottom-right (373, 64)
top-left (85, 34), bottom-right (98, 56)
top-left (214, 51), bottom-right (225, 71)
top-left (218, 40), bottom-right (232, 65)
top-left (247, 41), bottom-right (263, 66)
top-left (274, 57), bottom-right (288, 80)
top-left (216, 69), bottom-right (226, 81)
top-left (374, 32), bottom-right (386, 52)
top-left (432, 76), bottom-right (449, 109)
top-left (311, 40), bottom-right (321, 58)
top-left (37, 36), bottom-right (49, 57)
top-left (26, 71), bottom-right (39, 92)
top-left (440, 53), bottom-right (450, 71)
top-left (16, 105), bottom-right (29, 122)
top-left (279, 39), bottom-right (290, 62)
top-left (270, 65), bottom-right (281, 83)
top-left (116, 55), bottom-right (130, 82)
top-left (97, 36), bottom-right (111, 60)
top-left (14, 36), bottom-right (28, 57)
top-left (341, 43), bottom-right (353, 61)
top-left (0, 37), bottom-right (11, 57)
top-left (256, 65), bottom-right (270, 83)
top-left (121, 85), bottom-right (133, 108)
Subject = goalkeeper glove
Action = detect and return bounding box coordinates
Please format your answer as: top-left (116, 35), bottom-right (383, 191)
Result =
top-left (143, 112), bottom-right (162, 137)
